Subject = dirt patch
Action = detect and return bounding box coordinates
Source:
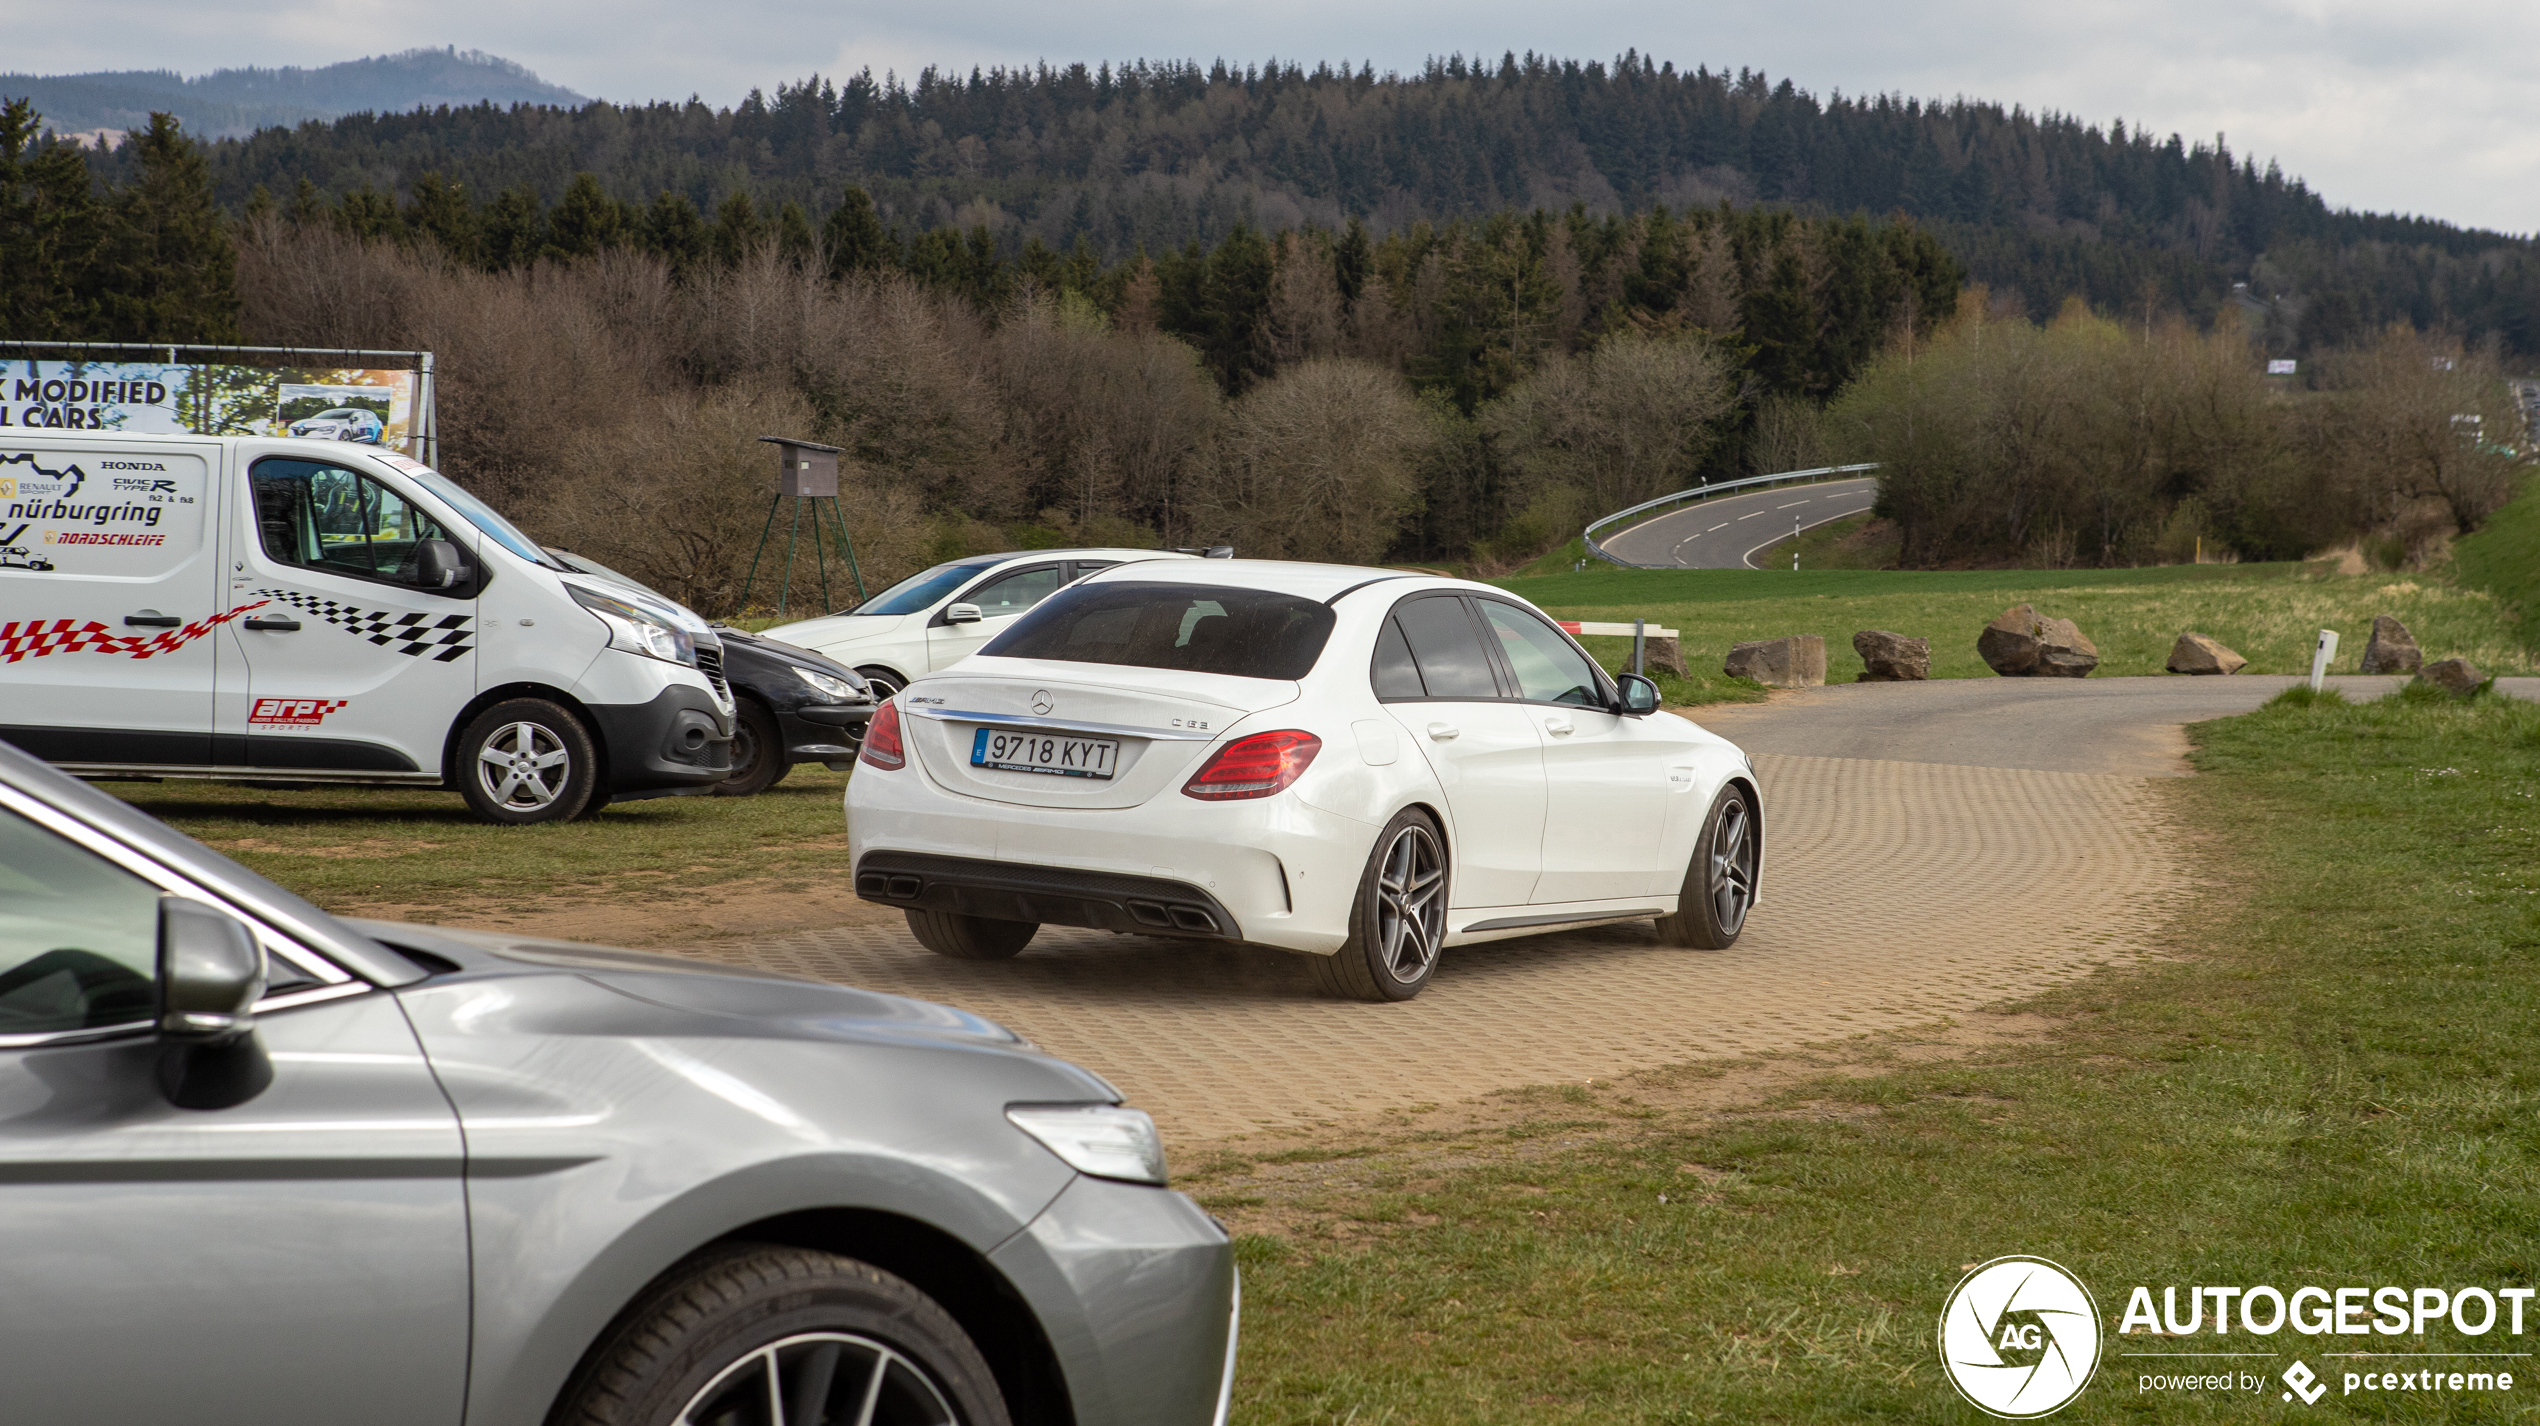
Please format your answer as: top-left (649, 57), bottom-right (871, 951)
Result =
top-left (1184, 1010), bottom-right (2064, 1241)
top-left (214, 837), bottom-right (446, 859)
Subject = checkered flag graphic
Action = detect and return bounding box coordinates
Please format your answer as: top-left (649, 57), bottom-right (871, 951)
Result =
top-left (252, 589), bottom-right (474, 662)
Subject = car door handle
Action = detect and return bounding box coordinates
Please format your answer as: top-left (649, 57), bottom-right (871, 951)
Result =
top-left (1544, 717), bottom-right (1574, 736)
top-left (243, 615), bottom-right (302, 631)
top-left (123, 611), bottom-right (181, 628)
top-left (1425, 722), bottom-right (1459, 741)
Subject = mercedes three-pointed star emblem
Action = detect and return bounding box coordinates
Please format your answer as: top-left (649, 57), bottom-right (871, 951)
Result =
top-left (1031, 689), bottom-right (1054, 715)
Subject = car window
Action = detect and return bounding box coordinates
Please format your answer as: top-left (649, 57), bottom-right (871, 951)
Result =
top-left (252, 458), bottom-right (455, 588)
top-left (1370, 616), bottom-right (1426, 700)
top-left (963, 565), bottom-right (1066, 617)
top-left (1068, 561), bottom-right (1119, 580)
top-left (855, 559), bottom-right (1000, 616)
top-left (984, 582), bottom-right (1336, 679)
top-left (1391, 595), bottom-right (1501, 699)
top-left (1479, 601), bottom-right (1605, 707)
top-left (0, 807), bottom-right (161, 1035)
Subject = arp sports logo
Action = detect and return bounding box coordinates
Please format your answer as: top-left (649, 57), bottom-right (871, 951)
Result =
top-left (1940, 1257), bottom-right (2103, 1418)
top-left (250, 698), bottom-right (349, 727)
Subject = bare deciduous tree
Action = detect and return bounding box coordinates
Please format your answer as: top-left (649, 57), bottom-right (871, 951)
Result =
top-left (1194, 358), bottom-right (1429, 563)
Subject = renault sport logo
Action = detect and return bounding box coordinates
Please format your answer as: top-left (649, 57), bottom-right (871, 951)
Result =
top-left (1940, 1257), bottom-right (2102, 1418)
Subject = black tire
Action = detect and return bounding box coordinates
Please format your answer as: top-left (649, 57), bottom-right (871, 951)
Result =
top-left (551, 1241), bottom-right (1010, 1426)
top-left (457, 698), bottom-right (599, 825)
top-left (713, 699), bottom-right (788, 798)
top-left (1656, 782), bottom-right (1759, 950)
top-left (856, 666), bottom-right (907, 702)
top-left (1312, 807), bottom-right (1449, 1002)
top-left (905, 909), bottom-right (1038, 960)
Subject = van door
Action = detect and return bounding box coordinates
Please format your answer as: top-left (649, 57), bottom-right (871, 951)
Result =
top-left (219, 455), bottom-right (478, 776)
top-left (0, 440), bottom-right (223, 765)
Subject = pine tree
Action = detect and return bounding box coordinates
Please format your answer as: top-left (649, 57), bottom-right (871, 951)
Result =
top-left (480, 185), bottom-right (545, 270)
top-left (0, 98), bottom-right (104, 340)
top-left (89, 113), bottom-right (239, 342)
top-left (337, 183), bottom-right (405, 242)
top-left (404, 172), bottom-right (479, 264)
top-left (641, 191), bottom-right (710, 276)
top-left (547, 173), bottom-right (625, 259)
top-left (821, 185), bottom-right (896, 276)
top-left (710, 192), bottom-right (767, 266)
top-left (776, 201), bottom-right (816, 267)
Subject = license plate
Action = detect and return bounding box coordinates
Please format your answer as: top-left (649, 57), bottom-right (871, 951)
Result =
top-left (971, 727), bottom-right (1119, 780)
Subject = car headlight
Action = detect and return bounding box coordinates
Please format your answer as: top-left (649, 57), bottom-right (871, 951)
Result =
top-left (1006, 1103), bottom-right (1168, 1185)
top-left (570, 584), bottom-right (696, 666)
top-left (792, 665), bottom-right (863, 702)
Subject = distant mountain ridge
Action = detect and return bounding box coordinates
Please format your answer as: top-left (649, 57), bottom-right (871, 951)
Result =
top-left (0, 47), bottom-right (583, 140)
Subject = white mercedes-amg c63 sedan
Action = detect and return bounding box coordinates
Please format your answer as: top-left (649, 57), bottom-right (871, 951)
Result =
top-left (846, 560), bottom-right (1764, 1001)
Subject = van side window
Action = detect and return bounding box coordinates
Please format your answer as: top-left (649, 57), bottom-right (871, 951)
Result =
top-left (252, 460), bottom-right (453, 589)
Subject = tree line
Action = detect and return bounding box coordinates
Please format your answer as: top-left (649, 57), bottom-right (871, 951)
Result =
top-left (52, 51), bottom-right (2538, 356)
top-left (0, 102), bottom-right (239, 342)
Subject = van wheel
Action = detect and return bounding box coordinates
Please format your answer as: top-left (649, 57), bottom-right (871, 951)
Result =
top-left (1312, 808), bottom-right (1449, 1002)
top-left (551, 1242), bottom-right (1010, 1426)
top-left (712, 699), bottom-right (788, 798)
top-left (457, 699), bottom-right (598, 825)
top-left (905, 909), bottom-right (1038, 960)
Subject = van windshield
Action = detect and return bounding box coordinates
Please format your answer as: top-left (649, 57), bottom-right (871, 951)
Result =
top-left (854, 559), bottom-right (999, 616)
top-left (388, 460), bottom-right (557, 568)
top-left (982, 582), bottom-right (1335, 680)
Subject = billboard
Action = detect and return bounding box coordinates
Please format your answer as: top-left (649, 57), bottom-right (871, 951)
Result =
top-left (0, 359), bottom-right (419, 450)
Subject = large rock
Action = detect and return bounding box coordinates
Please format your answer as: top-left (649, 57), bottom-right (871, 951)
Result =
top-left (2419, 658), bottom-right (2487, 697)
top-left (1724, 635), bottom-right (1827, 687)
top-left (2359, 614), bottom-right (2422, 675)
top-left (2166, 631), bottom-right (2247, 676)
top-left (1852, 629), bottom-right (1930, 681)
top-left (1642, 635), bottom-right (1689, 679)
top-left (1978, 604), bottom-right (2099, 678)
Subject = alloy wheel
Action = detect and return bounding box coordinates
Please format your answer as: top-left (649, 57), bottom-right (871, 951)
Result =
top-left (678, 1331), bottom-right (958, 1426)
top-left (1708, 797), bottom-right (1757, 935)
top-left (475, 722), bottom-right (572, 810)
top-left (1374, 823), bottom-right (1447, 984)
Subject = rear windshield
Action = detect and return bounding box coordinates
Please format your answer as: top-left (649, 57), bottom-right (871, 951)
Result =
top-left (982, 582), bottom-right (1336, 680)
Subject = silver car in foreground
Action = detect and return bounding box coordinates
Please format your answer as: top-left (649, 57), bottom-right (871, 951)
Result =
top-left (0, 739), bottom-right (1236, 1426)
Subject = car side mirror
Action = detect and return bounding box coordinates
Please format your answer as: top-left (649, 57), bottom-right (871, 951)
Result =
top-left (158, 897), bottom-right (266, 1044)
top-left (1616, 672), bottom-right (1662, 717)
top-left (943, 603), bottom-right (983, 625)
top-left (157, 898), bottom-right (274, 1110)
top-left (414, 539), bottom-right (477, 595)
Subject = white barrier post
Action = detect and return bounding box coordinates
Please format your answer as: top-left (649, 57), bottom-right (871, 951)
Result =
top-left (1633, 619), bottom-right (1645, 676)
top-left (2309, 629), bottom-right (2340, 692)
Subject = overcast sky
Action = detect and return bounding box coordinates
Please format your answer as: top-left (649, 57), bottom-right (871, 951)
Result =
top-left (21, 0), bottom-right (2537, 235)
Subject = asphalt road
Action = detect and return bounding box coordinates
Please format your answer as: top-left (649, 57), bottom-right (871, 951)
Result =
top-left (1599, 477), bottom-right (1880, 569)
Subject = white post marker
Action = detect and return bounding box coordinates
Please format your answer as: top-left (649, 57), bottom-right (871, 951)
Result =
top-left (2309, 629), bottom-right (2340, 692)
top-left (1633, 618), bottom-right (1645, 676)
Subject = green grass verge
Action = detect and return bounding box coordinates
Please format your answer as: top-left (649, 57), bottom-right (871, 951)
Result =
top-left (1501, 562), bottom-right (2536, 681)
top-left (1744, 512), bottom-right (1902, 571)
top-left (103, 766), bottom-right (856, 910)
top-left (1203, 685), bottom-right (2540, 1422)
top-left (2455, 475), bottom-right (2540, 652)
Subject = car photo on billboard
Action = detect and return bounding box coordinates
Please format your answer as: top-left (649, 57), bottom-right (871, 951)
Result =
top-left (277, 384), bottom-right (394, 444)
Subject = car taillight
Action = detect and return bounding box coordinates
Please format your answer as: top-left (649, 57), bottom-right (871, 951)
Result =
top-left (859, 699), bottom-right (905, 770)
top-left (1182, 730), bottom-right (1321, 801)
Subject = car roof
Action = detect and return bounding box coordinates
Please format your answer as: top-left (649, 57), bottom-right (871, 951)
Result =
top-left (965, 548), bottom-right (1197, 566)
top-left (1075, 558), bottom-right (1464, 603)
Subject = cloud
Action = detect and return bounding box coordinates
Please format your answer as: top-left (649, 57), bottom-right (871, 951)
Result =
top-left (13, 0), bottom-right (2534, 232)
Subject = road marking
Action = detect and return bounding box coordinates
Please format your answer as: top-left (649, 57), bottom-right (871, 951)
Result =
top-left (1777, 500), bottom-right (1811, 509)
top-left (1706, 523), bottom-right (1729, 532)
top-left (1737, 510), bottom-right (1768, 520)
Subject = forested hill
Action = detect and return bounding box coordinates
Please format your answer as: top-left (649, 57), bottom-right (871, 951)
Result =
top-left (5, 48), bottom-right (582, 141)
top-left (68, 52), bottom-right (2540, 353)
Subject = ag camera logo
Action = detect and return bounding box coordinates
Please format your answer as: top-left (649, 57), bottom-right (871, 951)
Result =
top-left (1939, 1256), bottom-right (2102, 1418)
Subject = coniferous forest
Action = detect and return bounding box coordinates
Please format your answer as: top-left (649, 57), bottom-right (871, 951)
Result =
top-left (3, 54), bottom-right (2533, 588)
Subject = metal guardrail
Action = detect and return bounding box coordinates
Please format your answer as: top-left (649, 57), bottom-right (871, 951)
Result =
top-left (1582, 464), bottom-right (1880, 569)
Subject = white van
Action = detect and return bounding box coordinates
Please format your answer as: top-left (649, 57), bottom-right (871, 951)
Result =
top-left (0, 432), bottom-right (733, 824)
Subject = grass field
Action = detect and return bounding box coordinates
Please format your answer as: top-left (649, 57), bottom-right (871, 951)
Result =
top-left (103, 766), bottom-right (856, 912)
top-left (2454, 475), bottom-right (2539, 652)
top-left (1505, 561), bottom-right (2537, 687)
top-left (1199, 685), bottom-right (2540, 1422)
